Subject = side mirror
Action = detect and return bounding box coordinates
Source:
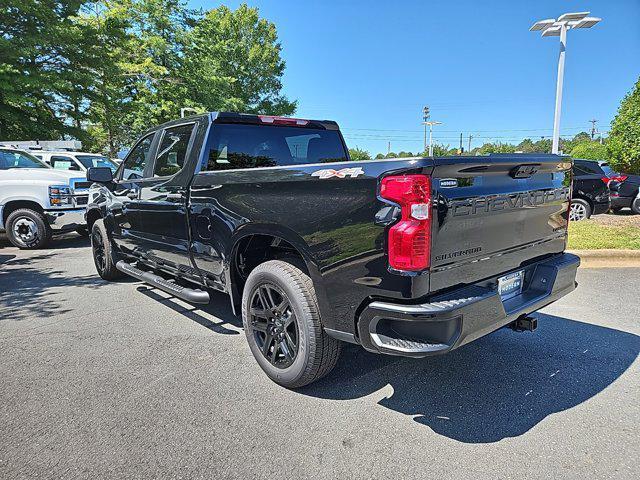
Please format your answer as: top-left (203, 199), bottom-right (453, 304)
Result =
top-left (87, 166), bottom-right (113, 184)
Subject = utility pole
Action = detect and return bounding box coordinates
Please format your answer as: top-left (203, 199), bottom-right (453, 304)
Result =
top-left (459, 133), bottom-right (463, 153)
top-left (387, 141), bottom-right (391, 156)
top-left (422, 106), bottom-right (430, 152)
top-left (589, 118), bottom-right (598, 139)
top-left (468, 134), bottom-right (473, 153)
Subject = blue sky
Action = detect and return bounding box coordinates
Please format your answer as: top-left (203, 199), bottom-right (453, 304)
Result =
top-left (189, 0), bottom-right (640, 155)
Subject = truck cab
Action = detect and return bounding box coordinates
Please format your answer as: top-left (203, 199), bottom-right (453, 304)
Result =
top-left (0, 147), bottom-right (90, 248)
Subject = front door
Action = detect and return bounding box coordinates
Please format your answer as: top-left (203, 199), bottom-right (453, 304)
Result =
top-left (110, 132), bottom-right (157, 255)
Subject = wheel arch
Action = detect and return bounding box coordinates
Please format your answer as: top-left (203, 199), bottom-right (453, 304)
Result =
top-left (226, 224), bottom-right (332, 326)
top-left (86, 207), bottom-right (103, 232)
top-left (2, 199), bottom-right (45, 225)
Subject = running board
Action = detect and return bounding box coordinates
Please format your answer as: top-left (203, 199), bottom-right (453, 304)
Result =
top-left (116, 261), bottom-right (210, 304)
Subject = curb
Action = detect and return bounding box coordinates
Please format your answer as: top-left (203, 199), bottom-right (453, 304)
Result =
top-left (567, 249), bottom-right (640, 268)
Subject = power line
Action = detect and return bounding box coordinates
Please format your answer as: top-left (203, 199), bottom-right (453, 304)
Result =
top-left (340, 125), bottom-right (608, 134)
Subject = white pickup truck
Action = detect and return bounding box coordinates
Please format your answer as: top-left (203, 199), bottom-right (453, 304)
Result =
top-left (0, 147), bottom-right (90, 249)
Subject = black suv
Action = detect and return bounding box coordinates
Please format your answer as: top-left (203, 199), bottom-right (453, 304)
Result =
top-left (570, 159), bottom-right (611, 221)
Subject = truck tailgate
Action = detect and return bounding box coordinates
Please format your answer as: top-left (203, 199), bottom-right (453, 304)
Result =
top-left (429, 155), bottom-right (571, 292)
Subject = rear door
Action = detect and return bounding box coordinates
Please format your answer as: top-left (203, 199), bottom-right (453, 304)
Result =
top-left (428, 155), bottom-right (571, 291)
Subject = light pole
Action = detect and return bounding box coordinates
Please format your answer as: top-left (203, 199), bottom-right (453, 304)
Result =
top-left (530, 12), bottom-right (601, 154)
top-left (180, 107), bottom-right (199, 118)
top-left (423, 121), bottom-right (442, 156)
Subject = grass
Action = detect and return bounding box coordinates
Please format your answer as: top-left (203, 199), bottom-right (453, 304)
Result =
top-left (568, 220), bottom-right (640, 250)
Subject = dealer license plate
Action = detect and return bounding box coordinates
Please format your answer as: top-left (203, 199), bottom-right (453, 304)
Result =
top-left (498, 270), bottom-right (524, 300)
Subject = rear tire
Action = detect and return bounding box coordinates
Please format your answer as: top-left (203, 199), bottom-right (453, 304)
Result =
top-left (242, 260), bottom-right (341, 388)
top-left (91, 219), bottom-right (123, 280)
top-left (570, 198), bottom-right (591, 221)
top-left (5, 208), bottom-right (51, 249)
top-left (631, 198), bottom-right (640, 215)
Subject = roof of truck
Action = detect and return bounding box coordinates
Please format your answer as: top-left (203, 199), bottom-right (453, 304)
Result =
top-left (141, 112), bottom-right (341, 136)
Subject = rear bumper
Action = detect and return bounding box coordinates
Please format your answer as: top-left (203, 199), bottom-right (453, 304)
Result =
top-left (610, 195), bottom-right (632, 209)
top-left (44, 208), bottom-right (86, 232)
top-left (357, 253), bottom-right (580, 357)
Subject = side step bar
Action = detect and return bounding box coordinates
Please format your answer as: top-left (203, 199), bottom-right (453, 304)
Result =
top-left (116, 261), bottom-right (210, 304)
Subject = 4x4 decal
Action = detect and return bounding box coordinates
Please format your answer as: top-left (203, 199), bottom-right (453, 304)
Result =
top-left (311, 167), bottom-right (364, 179)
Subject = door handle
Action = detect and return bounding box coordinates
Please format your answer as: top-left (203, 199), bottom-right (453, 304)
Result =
top-left (166, 193), bottom-right (184, 200)
top-left (127, 191), bottom-right (138, 199)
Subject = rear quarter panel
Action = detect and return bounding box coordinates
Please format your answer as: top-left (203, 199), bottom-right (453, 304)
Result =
top-left (189, 159), bottom-right (432, 333)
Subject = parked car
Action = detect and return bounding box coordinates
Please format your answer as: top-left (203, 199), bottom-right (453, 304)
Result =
top-left (32, 151), bottom-right (119, 174)
top-left (570, 159), bottom-right (611, 221)
top-left (85, 112), bottom-right (579, 388)
top-left (609, 174), bottom-right (640, 214)
top-left (0, 147), bottom-right (90, 248)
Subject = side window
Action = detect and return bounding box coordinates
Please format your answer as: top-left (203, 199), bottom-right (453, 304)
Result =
top-left (121, 134), bottom-right (154, 180)
top-left (153, 124), bottom-right (195, 177)
top-left (51, 156), bottom-right (80, 171)
top-left (203, 124), bottom-right (347, 172)
top-left (575, 161), bottom-right (602, 175)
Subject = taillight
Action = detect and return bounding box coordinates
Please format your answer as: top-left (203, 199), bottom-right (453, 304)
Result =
top-left (258, 115), bottom-right (309, 126)
top-left (601, 177), bottom-right (610, 184)
top-left (380, 175), bottom-right (431, 271)
top-left (611, 175), bottom-right (628, 183)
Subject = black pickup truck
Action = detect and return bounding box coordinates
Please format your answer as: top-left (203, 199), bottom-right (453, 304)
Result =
top-left (86, 112), bottom-right (579, 388)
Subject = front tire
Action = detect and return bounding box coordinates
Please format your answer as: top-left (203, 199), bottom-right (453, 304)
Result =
top-left (6, 208), bottom-right (51, 249)
top-left (91, 219), bottom-right (122, 280)
top-left (242, 260), bottom-right (340, 388)
top-left (570, 198), bottom-right (591, 221)
top-left (631, 198), bottom-right (640, 215)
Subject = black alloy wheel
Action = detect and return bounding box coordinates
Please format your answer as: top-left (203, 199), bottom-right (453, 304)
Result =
top-left (249, 283), bottom-right (299, 369)
top-left (92, 227), bottom-right (106, 274)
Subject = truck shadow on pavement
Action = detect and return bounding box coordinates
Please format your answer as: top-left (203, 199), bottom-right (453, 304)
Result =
top-left (135, 286), bottom-right (243, 335)
top-left (301, 314), bottom-right (640, 444)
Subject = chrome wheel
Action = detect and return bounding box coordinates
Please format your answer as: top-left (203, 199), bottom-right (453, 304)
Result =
top-left (570, 202), bottom-right (587, 221)
top-left (249, 283), bottom-right (299, 369)
top-left (12, 217), bottom-right (39, 245)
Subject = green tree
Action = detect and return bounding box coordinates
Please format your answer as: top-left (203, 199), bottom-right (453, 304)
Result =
top-left (570, 142), bottom-right (608, 161)
top-left (516, 138), bottom-right (535, 152)
top-left (608, 77), bottom-right (640, 174)
top-left (397, 151), bottom-right (414, 158)
top-left (348, 147), bottom-right (371, 161)
top-left (0, 1), bottom-right (88, 140)
top-left (374, 153), bottom-right (386, 159)
top-left (182, 4), bottom-right (296, 116)
top-left (474, 142), bottom-right (516, 155)
top-left (533, 138), bottom-right (552, 153)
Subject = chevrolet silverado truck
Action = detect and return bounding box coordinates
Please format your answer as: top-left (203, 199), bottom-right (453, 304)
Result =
top-left (85, 112), bottom-right (579, 388)
top-left (0, 147), bottom-right (90, 248)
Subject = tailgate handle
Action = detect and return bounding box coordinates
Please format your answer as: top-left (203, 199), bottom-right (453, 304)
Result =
top-left (510, 164), bottom-right (540, 179)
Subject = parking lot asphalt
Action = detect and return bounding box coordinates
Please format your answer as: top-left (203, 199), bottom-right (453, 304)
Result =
top-left (1, 234), bottom-right (639, 479)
